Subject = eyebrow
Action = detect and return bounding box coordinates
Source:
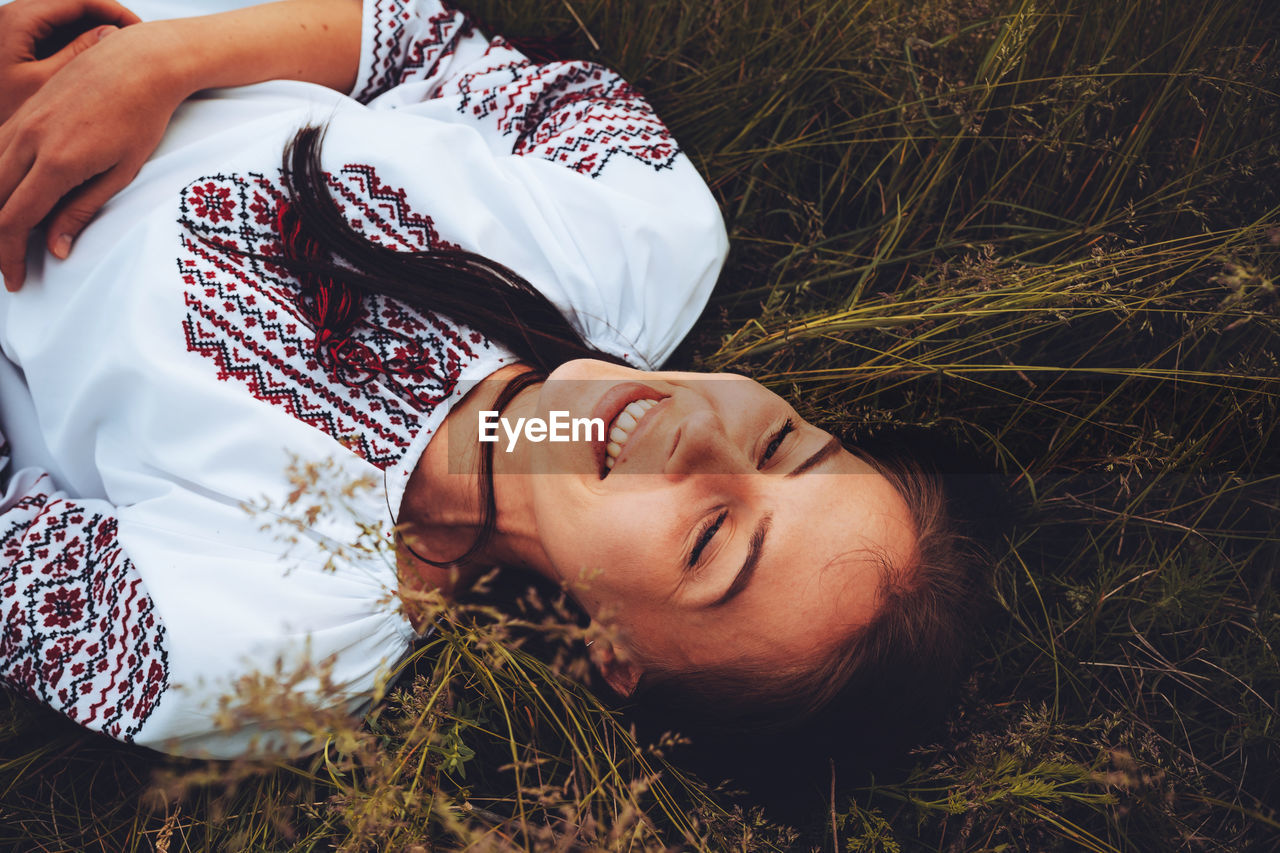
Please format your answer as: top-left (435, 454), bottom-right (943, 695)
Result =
top-left (785, 435), bottom-right (842, 478)
top-left (709, 513), bottom-right (772, 609)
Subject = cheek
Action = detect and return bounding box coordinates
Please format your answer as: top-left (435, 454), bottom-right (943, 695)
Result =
top-left (636, 608), bottom-right (786, 672)
top-left (528, 430), bottom-right (588, 477)
top-left (541, 493), bottom-right (675, 602)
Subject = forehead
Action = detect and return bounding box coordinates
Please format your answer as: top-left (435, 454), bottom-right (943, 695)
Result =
top-left (766, 446), bottom-right (915, 580)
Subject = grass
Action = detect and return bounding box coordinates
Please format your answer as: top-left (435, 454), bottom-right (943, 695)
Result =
top-left (2, 0), bottom-right (1278, 849)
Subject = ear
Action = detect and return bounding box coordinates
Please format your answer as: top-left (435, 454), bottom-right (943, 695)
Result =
top-left (587, 634), bottom-right (643, 698)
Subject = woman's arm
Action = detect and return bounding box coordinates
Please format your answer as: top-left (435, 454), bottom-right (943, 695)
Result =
top-left (0, 0), bottom-right (363, 292)
top-left (149, 0), bottom-right (363, 97)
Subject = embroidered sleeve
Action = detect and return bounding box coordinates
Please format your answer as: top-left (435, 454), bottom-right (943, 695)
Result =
top-left (0, 466), bottom-right (169, 743)
top-left (442, 51), bottom-right (679, 178)
top-left (341, 3), bottom-right (721, 367)
top-left (349, 1), bottom-right (680, 178)
top-left (351, 0), bottom-right (472, 103)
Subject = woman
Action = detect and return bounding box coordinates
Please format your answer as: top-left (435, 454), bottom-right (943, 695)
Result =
top-left (0, 0), bottom-right (977, 761)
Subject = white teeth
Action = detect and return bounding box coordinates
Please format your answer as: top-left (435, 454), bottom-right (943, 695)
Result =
top-left (604, 398), bottom-right (660, 467)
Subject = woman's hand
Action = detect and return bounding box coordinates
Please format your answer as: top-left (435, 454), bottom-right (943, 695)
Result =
top-left (0, 0), bottom-right (142, 125)
top-left (0, 22), bottom-right (187, 291)
top-left (0, 0), bottom-right (363, 292)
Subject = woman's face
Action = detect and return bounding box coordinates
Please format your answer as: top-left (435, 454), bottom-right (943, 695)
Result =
top-left (509, 359), bottom-right (917, 692)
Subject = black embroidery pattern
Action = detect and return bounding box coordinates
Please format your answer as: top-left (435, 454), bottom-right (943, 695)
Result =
top-left (0, 485), bottom-right (169, 742)
top-left (177, 168), bottom-right (491, 470)
top-left (451, 46), bottom-right (681, 178)
top-left (355, 0), bottom-right (468, 101)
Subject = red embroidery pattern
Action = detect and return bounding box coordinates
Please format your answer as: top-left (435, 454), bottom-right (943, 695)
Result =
top-left (449, 46), bottom-right (680, 178)
top-left (357, 2), bottom-right (679, 178)
top-left (0, 484), bottom-right (169, 742)
top-left (189, 181), bottom-right (236, 223)
top-left (398, 9), bottom-right (468, 88)
top-left (355, 0), bottom-right (468, 102)
top-left (177, 169), bottom-right (491, 470)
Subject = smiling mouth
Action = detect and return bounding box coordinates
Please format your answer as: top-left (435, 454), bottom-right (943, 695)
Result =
top-left (604, 398), bottom-right (660, 473)
top-left (591, 382), bottom-right (667, 478)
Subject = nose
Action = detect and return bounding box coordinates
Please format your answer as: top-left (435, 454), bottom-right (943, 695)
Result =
top-left (666, 409), bottom-right (753, 477)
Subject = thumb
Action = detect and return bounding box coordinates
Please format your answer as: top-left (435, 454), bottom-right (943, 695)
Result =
top-left (41, 24), bottom-right (117, 75)
top-left (46, 164), bottom-right (134, 261)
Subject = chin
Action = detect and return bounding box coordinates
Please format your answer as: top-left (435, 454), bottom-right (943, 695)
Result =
top-left (547, 358), bottom-right (643, 383)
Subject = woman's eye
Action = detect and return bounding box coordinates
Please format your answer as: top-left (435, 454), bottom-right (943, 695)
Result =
top-left (757, 418), bottom-right (795, 468)
top-left (688, 510), bottom-right (728, 569)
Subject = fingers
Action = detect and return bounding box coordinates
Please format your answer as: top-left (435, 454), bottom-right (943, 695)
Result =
top-left (69, 0), bottom-right (143, 28)
top-left (0, 119), bottom-right (34, 215)
top-left (46, 163), bottom-right (137, 261)
top-left (6, 0), bottom-right (142, 39)
top-left (0, 137), bottom-right (37, 290)
top-left (40, 23), bottom-right (117, 76)
top-left (76, 0), bottom-right (143, 28)
top-left (0, 155), bottom-right (89, 292)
